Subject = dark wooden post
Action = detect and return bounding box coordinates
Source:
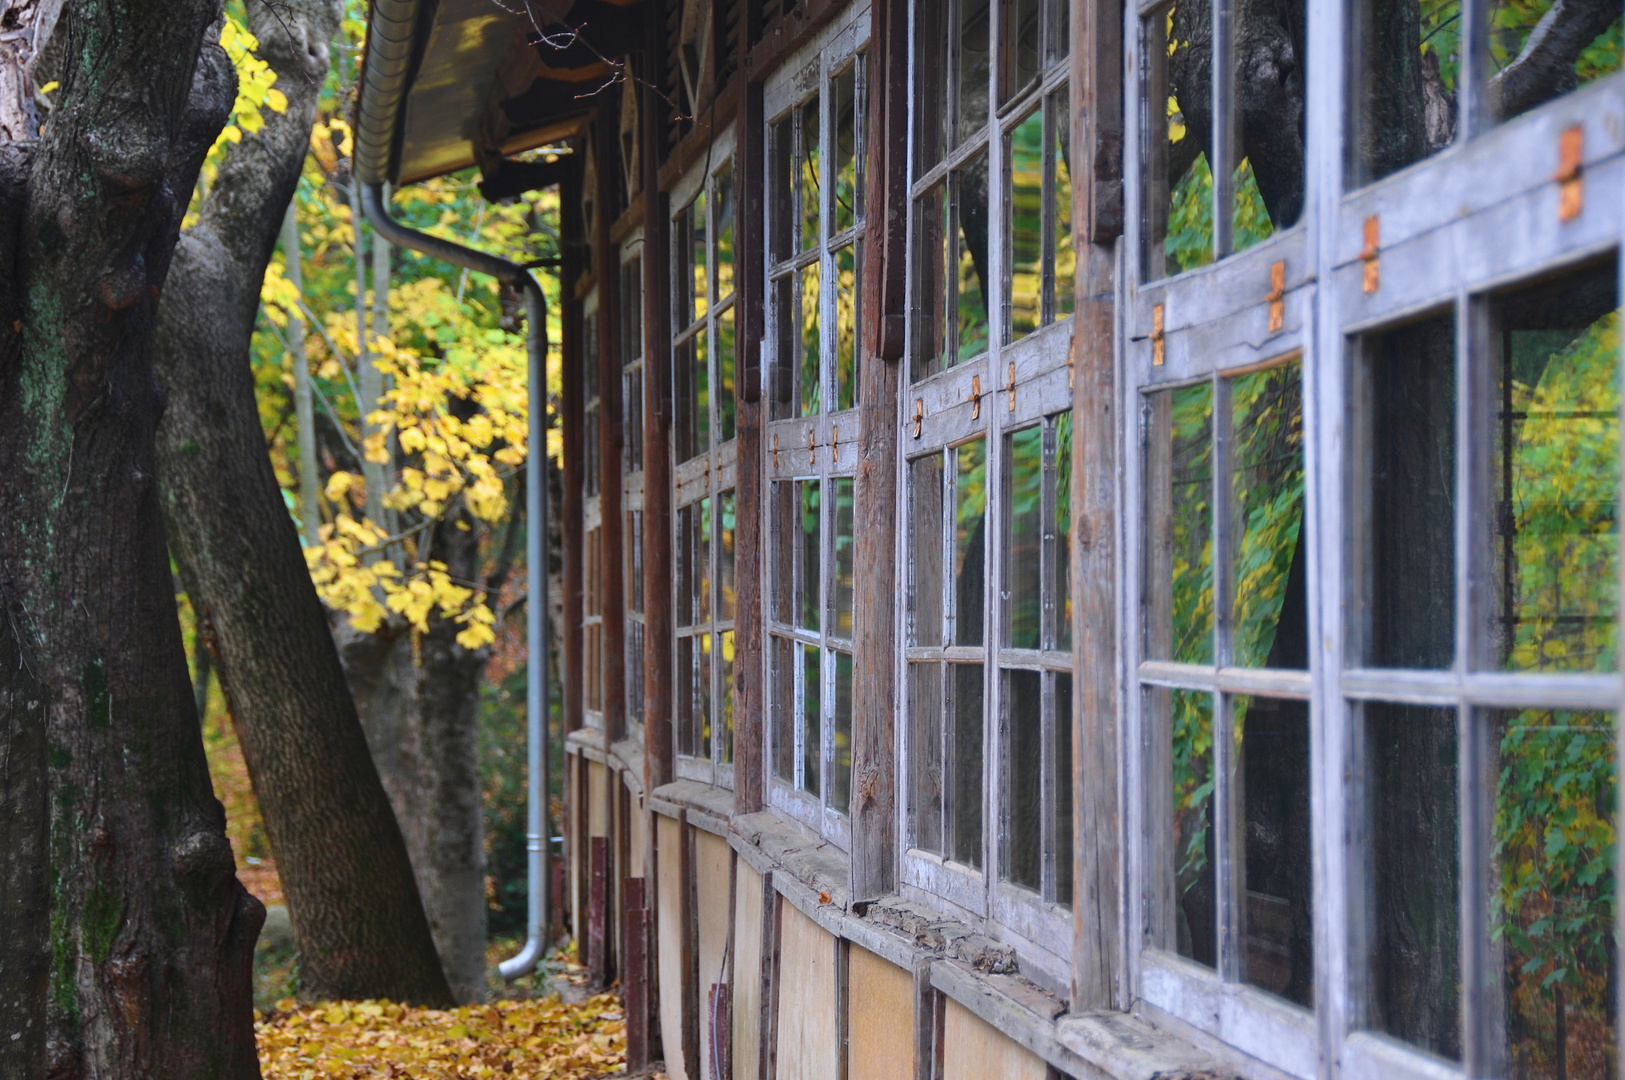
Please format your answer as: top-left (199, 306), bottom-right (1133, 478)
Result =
top-left (849, 0), bottom-right (910, 903)
top-left (1070, 0), bottom-right (1126, 1011)
top-left (624, 875), bottom-right (651, 1066)
top-left (732, 3), bottom-right (766, 816)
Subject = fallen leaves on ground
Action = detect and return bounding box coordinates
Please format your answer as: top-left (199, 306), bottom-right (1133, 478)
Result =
top-left (257, 991), bottom-right (626, 1079)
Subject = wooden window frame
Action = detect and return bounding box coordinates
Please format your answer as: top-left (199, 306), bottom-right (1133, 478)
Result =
top-left (764, 6), bottom-right (872, 850)
top-left (1121, 0), bottom-right (1625, 1063)
top-left (897, 0), bottom-right (1078, 986)
top-left (672, 138), bottom-right (741, 788)
top-left (622, 236), bottom-right (648, 744)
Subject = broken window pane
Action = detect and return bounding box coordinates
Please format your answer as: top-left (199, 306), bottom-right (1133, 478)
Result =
top-left (955, 438), bottom-right (989, 647)
top-left (1230, 361), bottom-right (1307, 669)
top-left (1237, 695), bottom-right (1313, 1007)
top-left (1489, 261), bottom-right (1619, 673)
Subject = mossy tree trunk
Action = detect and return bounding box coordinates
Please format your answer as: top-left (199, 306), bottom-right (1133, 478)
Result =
top-left (150, 0), bottom-right (454, 1007)
top-left (0, 1), bottom-right (264, 1076)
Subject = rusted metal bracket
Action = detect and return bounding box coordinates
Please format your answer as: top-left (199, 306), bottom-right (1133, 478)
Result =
top-left (1151, 304), bottom-right (1165, 366)
top-left (1007, 361), bottom-right (1017, 412)
top-left (1556, 126), bottom-right (1584, 222)
top-left (772, 432), bottom-right (780, 468)
top-left (912, 398), bottom-right (924, 438)
top-left (808, 427), bottom-right (819, 465)
top-left (1361, 216), bottom-right (1380, 294)
top-left (831, 425), bottom-right (839, 465)
top-left (1267, 261), bottom-right (1286, 332)
top-left (970, 375), bottom-right (982, 420)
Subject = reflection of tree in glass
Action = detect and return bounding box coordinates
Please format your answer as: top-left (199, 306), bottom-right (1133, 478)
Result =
top-left (1231, 365), bottom-right (1304, 670)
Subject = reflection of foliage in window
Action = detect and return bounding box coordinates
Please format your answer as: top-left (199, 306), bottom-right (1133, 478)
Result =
top-left (1170, 385), bottom-right (1214, 664)
top-left (1489, 0), bottom-right (1622, 82)
top-left (1231, 365), bottom-right (1303, 669)
top-left (1508, 313), bottom-right (1618, 673)
top-left (1494, 710), bottom-right (1616, 1071)
top-left (1172, 689), bottom-right (1213, 896)
top-left (1165, 152), bottom-right (1213, 274)
top-left (957, 441), bottom-right (988, 549)
top-left (1422, 0), bottom-right (1462, 90)
top-left (1231, 160), bottom-right (1274, 253)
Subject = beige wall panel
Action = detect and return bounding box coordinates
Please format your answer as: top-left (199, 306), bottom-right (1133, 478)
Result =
top-left (588, 758), bottom-right (608, 836)
top-left (629, 792), bottom-right (645, 877)
top-left (849, 946), bottom-right (914, 1080)
top-left (732, 862), bottom-right (764, 1080)
top-left (942, 998), bottom-right (1048, 1080)
top-left (568, 754), bottom-right (581, 937)
top-left (696, 832), bottom-right (732, 1080)
top-left (776, 902), bottom-right (839, 1080)
top-left (656, 813), bottom-right (688, 1080)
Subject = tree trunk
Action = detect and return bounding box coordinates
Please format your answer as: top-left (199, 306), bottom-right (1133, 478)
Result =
top-left (0, 1), bottom-right (266, 1075)
top-left (150, 0), bottom-right (453, 1006)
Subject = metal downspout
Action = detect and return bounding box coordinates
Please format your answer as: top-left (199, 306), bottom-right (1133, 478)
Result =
top-left (354, 1), bottom-right (551, 980)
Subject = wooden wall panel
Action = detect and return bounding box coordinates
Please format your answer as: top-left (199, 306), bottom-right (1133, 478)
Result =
top-left (731, 861), bottom-right (764, 1080)
top-left (588, 758), bottom-right (609, 836)
top-left (774, 903), bottom-right (839, 1080)
top-left (696, 831), bottom-right (732, 1080)
top-left (656, 813), bottom-right (689, 1080)
top-left (849, 946), bottom-right (914, 1080)
top-left (941, 999), bottom-right (1048, 1080)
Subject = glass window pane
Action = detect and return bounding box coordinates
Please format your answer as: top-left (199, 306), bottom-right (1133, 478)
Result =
top-left (677, 503), bottom-right (695, 628)
top-left (676, 333), bottom-right (709, 463)
top-left (699, 632), bottom-right (712, 758)
top-left (1008, 109), bottom-right (1045, 343)
top-left (627, 619), bottom-right (644, 725)
top-left (833, 651), bottom-right (853, 814)
top-left (951, 661), bottom-right (985, 868)
top-left (800, 97), bottom-right (821, 253)
top-left (1163, 687), bottom-right (1216, 968)
top-left (1490, 262), bottom-right (1619, 673)
top-left (773, 636), bottom-right (795, 781)
top-left (833, 66), bottom-right (859, 233)
top-left (629, 509), bottom-right (644, 613)
top-left (911, 453), bottom-right (946, 647)
top-left (835, 245), bottom-right (858, 411)
top-left (624, 366), bottom-right (643, 473)
top-left (678, 635), bottom-right (696, 754)
top-left (719, 630), bottom-right (735, 764)
top-left (1052, 93), bottom-right (1075, 320)
top-left (1493, 709), bottom-right (1617, 1078)
top-left (833, 477), bottom-right (855, 639)
top-left (1231, 361), bottom-right (1308, 669)
top-left (1230, 0), bottom-right (1305, 251)
top-left (773, 275), bottom-right (795, 419)
top-left (698, 496), bottom-right (712, 626)
top-left (691, 192), bottom-right (708, 319)
top-left (1359, 314), bottom-right (1456, 669)
top-left (801, 479), bottom-right (821, 632)
top-left (1485, 0), bottom-right (1621, 124)
top-left (801, 262), bottom-right (822, 417)
top-left (916, 0), bottom-right (949, 174)
top-left (719, 304), bottom-right (737, 442)
top-left (1006, 424), bottom-right (1044, 649)
top-left (1055, 411), bottom-right (1074, 651)
top-left (1365, 702), bottom-right (1460, 1059)
top-left (1236, 695), bottom-right (1313, 1007)
top-left (1003, 0), bottom-right (1042, 103)
top-left (1003, 668), bottom-right (1043, 890)
top-left (1143, 383), bottom-right (1215, 664)
top-left (715, 161), bottom-right (735, 299)
top-left (955, 438), bottom-right (989, 647)
top-left (1047, 0), bottom-right (1069, 67)
top-left (719, 488), bottom-right (736, 621)
top-left (957, 0), bottom-right (992, 145)
top-left (913, 180), bottom-right (951, 381)
top-left (771, 118), bottom-right (793, 262)
top-left (1054, 672), bottom-right (1073, 906)
top-left (1349, 0), bottom-right (1460, 185)
top-left (1141, 3), bottom-right (1214, 280)
top-left (956, 150), bottom-right (992, 363)
top-left (772, 481), bottom-right (795, 625)
top-left (911, 661), bottom-right (945, 853)
top-left (802, 644), bottom-right (822, 797)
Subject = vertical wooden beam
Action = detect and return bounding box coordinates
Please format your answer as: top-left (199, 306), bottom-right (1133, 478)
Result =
top-left (681, 814), bottom-right (702, 1080)
top-left (849, 0), bottom-right (909, 902)
top-left (625, 875), bottom-right (651, 1067)
top-left (732, 11), bottom-right (766, 815)
top-left (562, 162), bottom-right (587, 738)
top-left (589, 835), bottom-right (609, 983)
top-left (1070, 0), bottom-right (1126, 1011)
top-left (598, 96), bottom-right (628, 754)
top-left (757, 871), bottom-right (781, 1080)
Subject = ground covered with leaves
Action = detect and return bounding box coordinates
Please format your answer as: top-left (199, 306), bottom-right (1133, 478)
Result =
top-left (257, 990), bottom-right (627, 1079)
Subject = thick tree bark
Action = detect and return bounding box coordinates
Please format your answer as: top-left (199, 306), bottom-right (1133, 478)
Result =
top-left (0, 1), bottom-right (267, 1076)
top-left (150, 0), bottom-right (454, 1006)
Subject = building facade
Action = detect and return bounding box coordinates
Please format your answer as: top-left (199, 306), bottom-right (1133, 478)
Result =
top-left (366, 0), bottom-right (1624, 1075)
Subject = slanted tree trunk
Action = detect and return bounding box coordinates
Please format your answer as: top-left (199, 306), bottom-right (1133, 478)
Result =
top-left (151, 0), bottom-right (453, 1006)
top-left (0, 1), bottom-right (266, 1076)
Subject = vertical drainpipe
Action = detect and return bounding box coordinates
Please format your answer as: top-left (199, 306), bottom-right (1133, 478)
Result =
top-left (354, 0), bottom-right (552, 980)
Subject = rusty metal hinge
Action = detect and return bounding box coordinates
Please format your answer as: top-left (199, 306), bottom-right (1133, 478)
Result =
top-left (1556, 126), bottom-right (1584, 222)
top-left (1267, 261), bottom-right (1286, 333)
top-left (1361, 216), bottom-right (1380, 294)
top-left (772, 432), bottom-right (780, 468)
top-left (912, 398), bottom-right (924, 438)
top-left (970, 375), bottom-right (982, 420)
top-left (808, 427), bottom-right (818, 466)
top-left (1007, 361), bottom-right (1017, 412)
top-left (1151, 304), bottom-right (1165, 366)
top-left (831, 425), bottom-right (839, 465)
